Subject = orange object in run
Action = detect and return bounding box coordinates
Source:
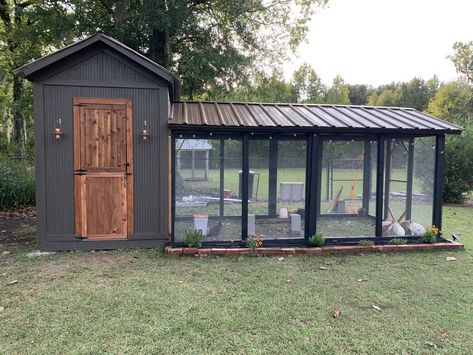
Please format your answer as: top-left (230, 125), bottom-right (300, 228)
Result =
top-left (350, 175), bottom-right (359, 199)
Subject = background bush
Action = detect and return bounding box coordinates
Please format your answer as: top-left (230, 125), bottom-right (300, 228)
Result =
top-left (0, 155), bottom-right (35, 209)
top-left (443, 125), bottom-right (473, 203)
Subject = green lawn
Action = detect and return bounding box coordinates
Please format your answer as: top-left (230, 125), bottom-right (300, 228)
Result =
top-left (179, 168), bottom-right (422, 201)
top-left (0, 205), bottom-right (472, 354)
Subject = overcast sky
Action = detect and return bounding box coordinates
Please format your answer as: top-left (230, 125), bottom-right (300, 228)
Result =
top-left (284, 0), bottom-right (473, 86)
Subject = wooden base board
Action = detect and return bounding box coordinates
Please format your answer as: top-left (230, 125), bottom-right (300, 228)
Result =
top-left (165, 241), bottom-right (464, 257)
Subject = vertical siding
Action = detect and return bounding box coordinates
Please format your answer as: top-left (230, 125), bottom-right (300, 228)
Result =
top-left (42, 85), bottom-right (168, 241)
top-left (50, 51), bottom-right (152, 82)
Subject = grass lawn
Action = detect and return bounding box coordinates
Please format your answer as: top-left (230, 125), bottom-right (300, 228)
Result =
top-left (0, 205), bottom-right (472, 354)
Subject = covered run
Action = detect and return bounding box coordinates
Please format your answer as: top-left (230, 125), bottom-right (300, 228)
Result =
top-left (169, 101), bottom-right (461, 246)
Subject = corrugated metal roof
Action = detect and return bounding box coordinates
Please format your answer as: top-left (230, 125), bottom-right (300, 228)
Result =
top-left (169, 101), bottom-right (462, 133)
top-left (177, 139), bottom-right (212, 150)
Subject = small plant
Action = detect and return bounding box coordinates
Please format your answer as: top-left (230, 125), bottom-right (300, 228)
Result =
top-left (184, 229), bottom-right (204, 247)
top-left (421, 225), bottom-right (442, 244)
top-left (358, 239), bottom-right (374, 247)
top-left (308, 233), bottom-right (325, 247)
top-left (247, 234), bottom-right (263, 248)
top-left (389, 238), bottom-right (407, 245)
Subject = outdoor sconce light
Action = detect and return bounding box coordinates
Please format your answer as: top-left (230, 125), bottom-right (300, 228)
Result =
top-left (141, 120), bottom-right (150, 141)
top-left (53, 118), bottom-right (63, 141)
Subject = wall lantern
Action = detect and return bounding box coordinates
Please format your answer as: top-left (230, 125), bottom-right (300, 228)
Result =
top-left (53, 118), bottom-right (63, 141)
top-left (141, 120), bottom-right (150, 141)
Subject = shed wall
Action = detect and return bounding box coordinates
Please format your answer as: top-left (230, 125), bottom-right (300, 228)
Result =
top-left (34, 48), bottom-right (170, 250)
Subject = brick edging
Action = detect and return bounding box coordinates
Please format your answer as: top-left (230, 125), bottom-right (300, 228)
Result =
top-left (165, 241), bottom-right (464, 257)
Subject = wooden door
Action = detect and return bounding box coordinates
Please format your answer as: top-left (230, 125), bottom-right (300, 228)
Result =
top-left (73, 98), bottom-right (133, 239)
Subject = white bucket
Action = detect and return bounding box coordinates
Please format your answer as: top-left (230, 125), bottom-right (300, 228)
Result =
top-left (193, 214), bottom-right (209, 236)
top-left (279, 208), bottom-right (289, 219)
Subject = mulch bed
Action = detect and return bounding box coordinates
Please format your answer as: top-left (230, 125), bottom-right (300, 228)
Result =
top-left (0, 206), bottom-right (37, 246)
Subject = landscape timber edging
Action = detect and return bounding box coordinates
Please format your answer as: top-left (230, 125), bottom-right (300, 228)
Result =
top-left (165, 241), bottom-right (464, 257)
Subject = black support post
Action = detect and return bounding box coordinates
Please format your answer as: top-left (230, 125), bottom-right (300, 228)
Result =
top-left (405, 138), bottom-right (415, 220)
top-left (433, 135), bottom-right (445, 228)
top-left (326, 159), bottom-right (330, 201)
top-left (242, 134), bottom-right (249, 240)
top-left (315, 136), bottom-right (323, 231)
top-left (171, 132), bottom-right (176, 243)
top-left (268, 137), bottom-right (278, 217)
top-left (219, 138), bottom-right (224, 219)
top-left (375, 135), bottom-right (385, 238)
top-left (362, 139), bottom-right (372, 216)
top-left (306, 134), bottom-right (319, 238)
top-left (383, 139), bottom-right (392, 220)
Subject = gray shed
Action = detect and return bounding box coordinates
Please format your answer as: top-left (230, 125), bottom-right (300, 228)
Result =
top-left (14, 33), bottom-right (179, 251)
top-left (175, 139), bottom-right (212, 180)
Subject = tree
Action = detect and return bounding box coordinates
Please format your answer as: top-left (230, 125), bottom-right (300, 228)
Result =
top-left (291, 63), bottom-right (325, 103)
top-left (67, 0), bottom-right (328, 99)
top-left (0, 0), bottom-right (74, 155)
top-left (348, 84), bottom-right (369, 105)
top-left (324, 75), bottom-right (350, 104)
top-left (427, 80), bottom-right (473, 203)
top-left (450, 41), bottom-right (473, 84)
top-left (427, 80), bottom-right (473, 126)
top-left (206, 70), bottom-right (295, 103)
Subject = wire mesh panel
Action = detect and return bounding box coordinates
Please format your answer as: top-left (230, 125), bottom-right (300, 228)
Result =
top-left (275, 137), bottom-right (307, 239)
top-left (317, 138), bottom-right (377, 238)
top-left (382, 137), bottom-right (435, 237)
top-left (174, 136), bottom-right (242, 243)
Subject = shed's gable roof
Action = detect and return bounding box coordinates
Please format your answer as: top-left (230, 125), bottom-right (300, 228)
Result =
top-left (14, 33), bottom-right (180, 98)
top-left (169, 101), bottom-right (462, 133)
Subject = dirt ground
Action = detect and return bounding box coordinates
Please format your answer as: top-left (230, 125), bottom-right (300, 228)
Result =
top-left (0, 206), bottom-right (37, 247)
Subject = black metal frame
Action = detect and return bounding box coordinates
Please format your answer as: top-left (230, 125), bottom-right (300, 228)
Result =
top-left (171, 129), bottom-right (446, 245)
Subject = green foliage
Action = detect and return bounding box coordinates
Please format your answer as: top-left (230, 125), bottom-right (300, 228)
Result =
top-left (358, 239), bottom-right (374, 247)
top-left (0, 155), bottom-right (35, 209)
top-left (324, 75), bottom-right (350, 104)
top-left (389, 238), bottom-right (407, 245)
top-left (427, 80), bottom-right (473, 203)
top-left (183, 229), bottom-right (204, 248)
top-left (292, 63), bottom-right (325, 103)
top-left (450, 41), bottom-right (473, 84)
top-left (367, 77), bottom-right (439, 111)
top-left (308, 233), bottom-right (325, 247)
top-left (220, 71), bottom-right (295, 103)
top-left (421, 225), bottom-right (441, 244)
top-left (427, 80), bottom-right (473, 127)
top-left (443, 126), bottom-right (473, 203)
top-left (66, 0), bottom-right (328, 99)
top-left (348, 84), bottom-right (369, 105)
top-left (247, 235), bottom-right (263, 248)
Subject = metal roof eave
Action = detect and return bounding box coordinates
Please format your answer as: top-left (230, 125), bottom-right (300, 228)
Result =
top-left (167, 123), bottom-right (462, 136)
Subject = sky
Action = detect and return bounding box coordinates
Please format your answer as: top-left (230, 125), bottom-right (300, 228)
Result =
top-left (284, 0), bottom-right (473, 86)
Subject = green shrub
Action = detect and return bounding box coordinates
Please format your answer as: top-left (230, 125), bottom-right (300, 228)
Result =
top-left (358, 239), bottom-right (374, 247)
top-left (184, 229), bottom-right (204, 247)
top-left (389, 238), bottom-right (407, 245)
top-left (0, 156), bottom-right (35, 210)
top-left (443, 125), bottom-right (473, 203)
top-left (421, 225), bottom-right (440, 244)
top-left (308, 233), bottom-right (325, 247)
top-left (247, 235), bottom-right (263, 248)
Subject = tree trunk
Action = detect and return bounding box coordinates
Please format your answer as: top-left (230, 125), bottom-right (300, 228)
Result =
top-left (150, 27), bottom-right (170, 68)
top-left (12, 75), bottom-right (26, 155)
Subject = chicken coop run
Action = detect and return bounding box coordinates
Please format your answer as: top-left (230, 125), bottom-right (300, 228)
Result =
top-left (15, 33), bottom-right (462, 251)
top-left (170, 101), bottom-right (462, 246)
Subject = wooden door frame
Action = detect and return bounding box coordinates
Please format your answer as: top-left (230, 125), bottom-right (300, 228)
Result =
top-left (73, 97), bottom-right (134, 238)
